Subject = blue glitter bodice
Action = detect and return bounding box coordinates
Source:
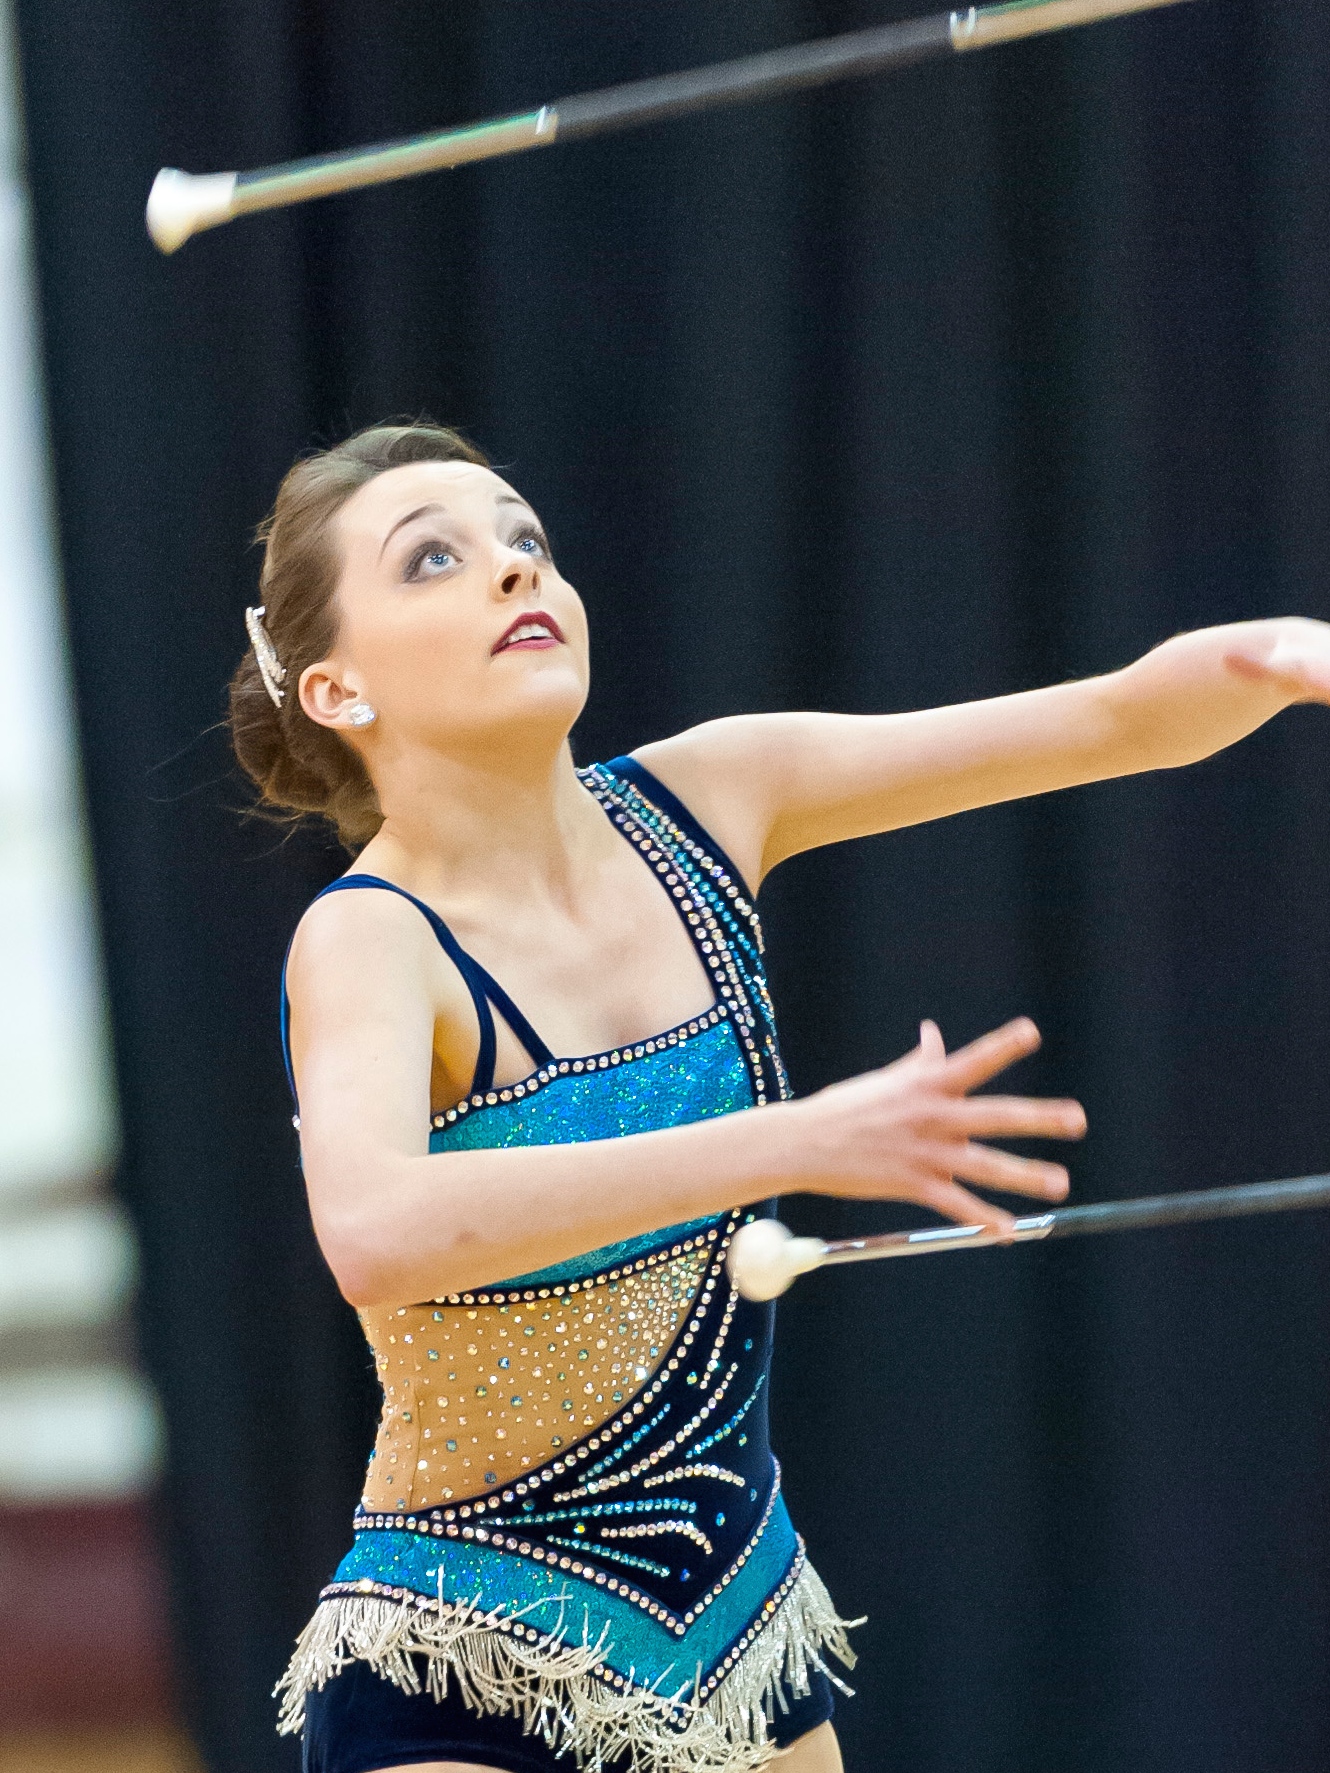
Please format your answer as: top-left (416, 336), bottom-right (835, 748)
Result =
top-left (277, 760), bottom-right (855, 1764)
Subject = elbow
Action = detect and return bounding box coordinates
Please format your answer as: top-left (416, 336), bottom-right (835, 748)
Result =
top-left (313, 1202), bottom-right (408, 1309)
top-left (329, 1254), bottom-right (392, 1312)
top-left (305, 1151), bottom-right (423, 1307)
top-left (317, 1221), bottom-right (390, 1309)
top-left (305, 1149), bottom-right (488, 1306)
top-left (315, 1203), bottom-right (473, 1310)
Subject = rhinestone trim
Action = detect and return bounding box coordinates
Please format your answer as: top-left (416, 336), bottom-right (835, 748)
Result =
top-left (329, 1458), bottom-right (790, 1643)
top-left (341, 1219), bottom-right (780, 1638)
top-left (580, 766), bottom-right (788, 1107)
top-left (357, 1218), bottom-right (735, 1510)
top-left (430, 1003), bottom-right (731, 1131)
top-left (421, 1221), bottom-right (722, 1310)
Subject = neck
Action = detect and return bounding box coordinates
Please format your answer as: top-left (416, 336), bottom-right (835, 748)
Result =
top-left (362, 730), bottom-right (611, 907)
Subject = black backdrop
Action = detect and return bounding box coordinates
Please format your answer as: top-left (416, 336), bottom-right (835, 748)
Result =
top-left (12, 1), bottom-right (1330, 1769)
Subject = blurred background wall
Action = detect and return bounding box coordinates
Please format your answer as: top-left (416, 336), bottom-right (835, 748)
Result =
top-left (0, 0), bottom-right (181, 1767)
top-left (5, 1), bottom-right (1330, 1770)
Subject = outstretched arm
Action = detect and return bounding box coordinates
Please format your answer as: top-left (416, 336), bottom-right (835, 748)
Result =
top-left (635, 618), bottom-right (1330, 887)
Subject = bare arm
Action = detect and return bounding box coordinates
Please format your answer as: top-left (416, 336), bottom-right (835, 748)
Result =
top-left (634, 618), bottom-right (1330, 886)
top-left (289, 894), bottom-right (1084, 1308)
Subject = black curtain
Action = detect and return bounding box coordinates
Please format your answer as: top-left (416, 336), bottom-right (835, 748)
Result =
top-left (13, 2), bottom-right (1330, 1768)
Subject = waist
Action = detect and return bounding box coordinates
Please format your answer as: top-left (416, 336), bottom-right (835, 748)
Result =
top-left (326, 1463), bottom-right (796, 1701)
top-left (354, 1208), bottom-right (777, 1600)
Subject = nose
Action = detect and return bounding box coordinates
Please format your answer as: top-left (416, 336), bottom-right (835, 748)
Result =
top-left (497, 546), bottom-right (540, 600)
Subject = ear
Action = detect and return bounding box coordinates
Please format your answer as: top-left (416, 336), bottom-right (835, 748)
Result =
top-left (299, 661), bottom-right (365, 730)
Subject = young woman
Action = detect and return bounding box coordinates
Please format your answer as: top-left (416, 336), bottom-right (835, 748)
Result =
top-left (233, 422), bottom-right (1330, 1773)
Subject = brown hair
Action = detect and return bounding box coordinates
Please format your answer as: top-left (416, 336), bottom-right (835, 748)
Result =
top-left (228, 421), bottom-right (489, 850)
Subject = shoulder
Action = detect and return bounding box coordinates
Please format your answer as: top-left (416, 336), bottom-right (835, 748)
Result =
top-left (286, 879), bottom-right (453, 1016)
top-left (290, 878), bottom-right (434, 963)
top-left (632, 713), bottom-right (823, 788)
top-left (627, 715), bottom-right (817, 890)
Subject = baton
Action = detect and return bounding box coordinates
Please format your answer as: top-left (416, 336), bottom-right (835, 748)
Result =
top-left (147, 0), bottom-right (1199, 253)
top-left (727, 1172), bottom-right (1330, 1300)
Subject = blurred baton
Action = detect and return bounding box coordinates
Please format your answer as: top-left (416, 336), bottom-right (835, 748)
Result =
top-left (147, 0), bottom-right (1200, 252)
top-left (727, 1172), bottom-right (1330, 1300)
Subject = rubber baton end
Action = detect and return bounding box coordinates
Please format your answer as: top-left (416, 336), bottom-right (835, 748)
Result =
top-left (146, 168), bottom-right (238, 254)
top-left (727, 1218), bottom-right (827, 1301)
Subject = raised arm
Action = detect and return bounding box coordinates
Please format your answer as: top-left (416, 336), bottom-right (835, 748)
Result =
top-left (288, 892), bottom-right (1085, 1307)
top-left (635, 617), bottom-right (1330, 887)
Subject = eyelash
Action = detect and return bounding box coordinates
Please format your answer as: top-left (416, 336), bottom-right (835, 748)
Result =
top-left (404, 542), bottom-right (454, 580)
top-left (403, 524), bottom-right (551, 581)
top-left (515, 525), bottom-right (551, 557)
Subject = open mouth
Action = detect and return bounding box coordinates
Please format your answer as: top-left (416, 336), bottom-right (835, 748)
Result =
top-left (492, 613), bottom-right (566, 654)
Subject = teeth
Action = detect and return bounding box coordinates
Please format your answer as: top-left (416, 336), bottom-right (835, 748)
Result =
top-left (504, 622), bottom-right (553, 645)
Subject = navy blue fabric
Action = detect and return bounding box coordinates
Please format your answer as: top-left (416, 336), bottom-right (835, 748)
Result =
top-left (301, 1657), bottom-right (835, 1773)
top-left (279, 873), bottom-right (555, 1109)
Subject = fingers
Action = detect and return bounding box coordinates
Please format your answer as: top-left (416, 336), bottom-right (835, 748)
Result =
top-left (942, 1017), bottom-right (1042, 1094)
top-left (912, 1177), bottom-right (1018, 1236)
top-left (918, 1019), bottom-right (946, 1064)
top-left (949, 1094), bottom-right (1086, 1141)
top-left (944, 1140), bottom-right (1070, 1200)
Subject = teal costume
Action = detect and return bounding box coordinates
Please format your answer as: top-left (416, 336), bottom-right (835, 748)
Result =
top-left (276, 759), bottom-right (856, 1772)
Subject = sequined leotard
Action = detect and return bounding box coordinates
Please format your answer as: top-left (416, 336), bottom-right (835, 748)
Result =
top-left (277, 758), bottom-right (856, 1773)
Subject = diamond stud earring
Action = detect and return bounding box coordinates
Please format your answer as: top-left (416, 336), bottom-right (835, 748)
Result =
top-left (345, 701), bottom-right (377, 728)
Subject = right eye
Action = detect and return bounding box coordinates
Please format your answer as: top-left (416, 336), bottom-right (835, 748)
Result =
top-left (406, 542), bottom-right (458, 580)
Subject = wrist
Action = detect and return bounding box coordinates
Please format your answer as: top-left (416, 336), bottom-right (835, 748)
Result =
top-left (1219, 617), bottom-right (1315, 709)
top-left (746, 1096), bottom-right (827, 1197)
top-left (1273, 615), bottom-right (1330, 705)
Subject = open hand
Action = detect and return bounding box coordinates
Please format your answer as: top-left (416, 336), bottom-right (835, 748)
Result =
top-left (797, 1017), bottom-right (1086, 1234)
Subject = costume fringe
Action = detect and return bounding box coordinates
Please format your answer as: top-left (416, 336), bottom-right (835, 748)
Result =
top-left (274, 1562), bottom-right (859, 1772)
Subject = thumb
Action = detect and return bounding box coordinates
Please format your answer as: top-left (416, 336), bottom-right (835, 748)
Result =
top-left (918, 1019), bottom-right (946, 1064)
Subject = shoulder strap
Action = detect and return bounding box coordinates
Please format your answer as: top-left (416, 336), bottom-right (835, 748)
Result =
top-left (604, 755), bottom-right (755, 900)
top-left (588, 755), bottom-right (786, 1105)
top-left (280, 873), bottom-right (554, 1114)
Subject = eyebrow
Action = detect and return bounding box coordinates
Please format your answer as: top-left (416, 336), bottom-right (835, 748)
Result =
top-left (495, 492), bottom-right (542, 524)
top-left (377, 492), bottom-right (537, 559)
top-left (379, 502), bottom-right (446, 560)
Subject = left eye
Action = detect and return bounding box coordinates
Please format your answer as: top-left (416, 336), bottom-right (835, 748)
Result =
top-left (513, 530), bottom-right (548, 556)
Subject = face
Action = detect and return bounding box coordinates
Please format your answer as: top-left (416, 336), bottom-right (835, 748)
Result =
top-left (299, 460), bottom-right (589, 759)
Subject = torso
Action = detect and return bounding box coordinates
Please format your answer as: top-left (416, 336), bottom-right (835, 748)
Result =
top-left (275, 762), bottom-right (852, 1769)
top-left (361, 998), bottom-right (755, 1512)
top-left (342, 754), bottom-right (784, 1507)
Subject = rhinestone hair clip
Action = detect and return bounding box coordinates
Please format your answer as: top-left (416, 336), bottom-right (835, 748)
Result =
top-left (244, 604), bottom-right (287, 708)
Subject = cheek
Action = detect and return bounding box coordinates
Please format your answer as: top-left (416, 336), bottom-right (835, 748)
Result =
top-left (356, 600), bottom-right (480, 687)
top-left (556, 584), bottom-right (591, 654)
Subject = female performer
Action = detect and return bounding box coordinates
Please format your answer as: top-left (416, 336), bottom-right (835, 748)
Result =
top-left (232, 422), bottom-right (1330, 1773)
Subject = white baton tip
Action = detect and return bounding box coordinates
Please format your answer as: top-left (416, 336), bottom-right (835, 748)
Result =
top-left (727, 1219), bottom-right (827, 1301)
top-left (146, 168), bottom-right (238, 254)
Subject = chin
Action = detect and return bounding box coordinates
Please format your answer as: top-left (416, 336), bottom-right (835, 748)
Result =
top-left (436, 678), bottom-right (588, 754)
top-left (508, 666), bottom-right (589, 725)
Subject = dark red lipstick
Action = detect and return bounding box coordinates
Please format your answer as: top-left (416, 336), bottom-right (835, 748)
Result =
top-left (491, 611), bottom-right (566, 654)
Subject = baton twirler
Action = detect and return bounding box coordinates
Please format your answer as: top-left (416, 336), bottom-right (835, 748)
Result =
top-left (727, 1173), bottom-right (1330, 1300)
top-left (147, 0), bottom-right (1199, 253)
